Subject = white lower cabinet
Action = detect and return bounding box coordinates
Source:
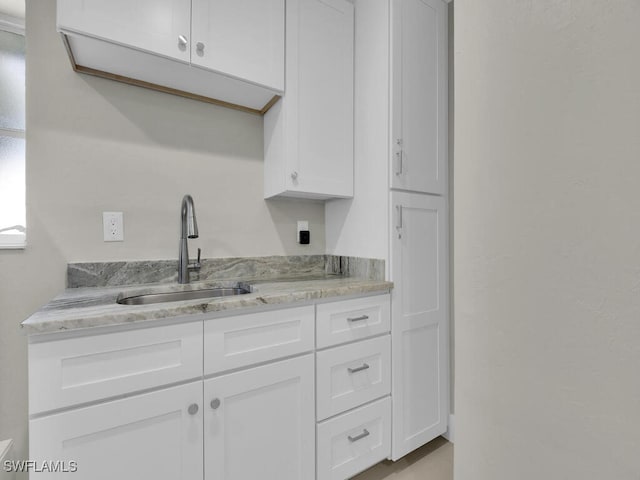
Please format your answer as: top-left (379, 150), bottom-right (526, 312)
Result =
top-left (29, 381), bottom-right (203, 480)
top-left (391, 191), bottom-right (449, 460)
top-left (203, 355), bottom-right (315, 480)
top-left (317, 397), bottom-right (391, 480)
top-left (316, 335), bottom-right (391, 421)
top-left (28, 293), bottom-right (393, 480)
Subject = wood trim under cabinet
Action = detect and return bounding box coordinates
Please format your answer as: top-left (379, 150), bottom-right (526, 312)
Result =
top-left (60, 34), bottom-right (281, 116)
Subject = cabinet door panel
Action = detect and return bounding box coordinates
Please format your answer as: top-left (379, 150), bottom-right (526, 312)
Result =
top-left (29, 382), bottom-right (203, 480)
top-left (29, 321), bottom-right (202, 415)
top-left (191, 0), bottom-right (284, 91)
top-left (390, 191), bottom-right (449, 460)
top-left (58, 0), bottom-right (191, 63)
top-left (287, 0), bottom-right (354, 197)
top-left (204, 355), bottom-right (315, 480)
top-left (317, 397), bottom-right (391, 480)
top-left (391, 0), bottom-right (447, 195)
top-left (204, 306), bottom-right (314, 375)
top-left (316, 294), bottom-right (391, 348)
top-left (316, 335), bottom-right (391, 420)
top-left (264, 0), bottom-right (354, 199)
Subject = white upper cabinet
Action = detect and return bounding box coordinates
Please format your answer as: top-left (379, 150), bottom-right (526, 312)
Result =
top-left (57, 0), bottom-right (284, 114)
top-left (264, 0), bottom-right (354, 200)
top-left (57, 0), bottom-right (192, 62)
top-left (390, 0), bottom-right (448, 195)
top-left (191, 0), bottom-right (284, 91)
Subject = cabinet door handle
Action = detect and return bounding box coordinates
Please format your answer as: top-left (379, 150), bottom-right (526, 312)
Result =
top-left (348, 363), bottom-right (370, 374)
top-left (210, 398), bottom-right (221, 410)
top-left (291, 171), bottom-right (299, 180)
top-left (396, 205), bottom-right (403, 239)
top-left (395, 150), bottom-right (404, 176)
top-left (347, 314), bottom-right (369, 322)
top-left (348, 429), bottom-right (370, 442)
top-left (188, 403), bottom-right (199, 415)
top-left (196, 42), bottom-right (205, 52)
top-left (178, 35), bottom-right (188, 47)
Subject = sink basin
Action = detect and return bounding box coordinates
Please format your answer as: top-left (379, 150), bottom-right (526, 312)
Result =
top-left (117, 287), bottom-right (251, 306)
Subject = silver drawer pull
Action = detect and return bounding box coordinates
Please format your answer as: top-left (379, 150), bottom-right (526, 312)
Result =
top-left (347, 315), bottom-right (369, 322)
top-left (348, 429), bottom-right (370, 442)
top-left (348, 363), bottom-right (370, 374)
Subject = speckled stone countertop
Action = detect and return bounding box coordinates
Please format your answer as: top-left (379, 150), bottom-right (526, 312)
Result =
top-left (22, 275), bottom-right (393, 335)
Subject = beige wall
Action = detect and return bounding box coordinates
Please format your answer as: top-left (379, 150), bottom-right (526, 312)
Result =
top-left (0, 0), bottom-right (324, 468)
top-left (454, 1), bottom-right (640, 478)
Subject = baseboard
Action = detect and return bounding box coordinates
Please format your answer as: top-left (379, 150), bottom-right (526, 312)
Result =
top-left (442, 414), bottom-right (455, 443)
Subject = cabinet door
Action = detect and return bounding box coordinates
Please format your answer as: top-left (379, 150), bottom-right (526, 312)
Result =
top-left (390, 0), bottom-right (447, 195)
top-left (191, 0), bottom-right (284, 91)
top-left (285, 0), bottom-right (354, 198)
top-left (264, 0), bottom-right (354, 200)
top-left (29, 382), bottom-right (203, 480)
top-left (204, 355), bottom-right (315, 480)
top-left (57, 0), bottom-right (191, 63)
top-left (390, 191), bottom-right (449, 460)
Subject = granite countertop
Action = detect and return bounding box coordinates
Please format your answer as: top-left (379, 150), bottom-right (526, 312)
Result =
top-left (22, 275), bottom-right (393, 335)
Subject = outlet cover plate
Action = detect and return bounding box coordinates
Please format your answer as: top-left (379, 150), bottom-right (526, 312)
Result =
top-left (103, 212), bottom-right (124, 242)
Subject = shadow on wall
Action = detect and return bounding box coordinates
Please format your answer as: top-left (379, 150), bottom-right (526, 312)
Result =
top-left (67, 73), bottom-right (265, 159)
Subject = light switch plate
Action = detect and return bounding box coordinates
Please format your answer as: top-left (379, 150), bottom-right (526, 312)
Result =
top-left (103, 212), bottom-right (124, 242)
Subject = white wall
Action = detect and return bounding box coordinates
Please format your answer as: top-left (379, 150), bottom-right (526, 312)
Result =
top-left (0, 0), bottom-right (324, 470)
top-left (455, 1), bottom-right (640, 478)
top-left (325, 0), bottom-right (390, 267)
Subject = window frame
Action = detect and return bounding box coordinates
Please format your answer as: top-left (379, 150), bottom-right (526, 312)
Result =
top-left (0, 12), bottom-right (26, 249)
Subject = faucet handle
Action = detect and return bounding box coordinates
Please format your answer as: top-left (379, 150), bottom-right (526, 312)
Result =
top-left (188, 248), bottom-right (202, 272)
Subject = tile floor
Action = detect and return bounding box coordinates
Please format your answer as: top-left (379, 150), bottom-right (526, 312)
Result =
top-left (353, 437), bottom-right (453, 480)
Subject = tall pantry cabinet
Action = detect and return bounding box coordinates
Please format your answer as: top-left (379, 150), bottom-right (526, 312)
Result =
top-left (390, 0), bottom-right (449, 460)
top-left (325, 0), bottom-right (450, 463)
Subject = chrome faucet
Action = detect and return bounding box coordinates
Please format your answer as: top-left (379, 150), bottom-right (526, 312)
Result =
top-left (178, 194), bottom-right (201, 284)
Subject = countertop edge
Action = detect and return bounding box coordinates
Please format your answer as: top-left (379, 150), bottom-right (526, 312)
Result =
top-left (22, 279), bottom-right (393, 336)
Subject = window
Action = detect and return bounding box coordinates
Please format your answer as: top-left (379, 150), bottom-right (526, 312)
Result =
top-left (0, 15), bottom-right (25, 248)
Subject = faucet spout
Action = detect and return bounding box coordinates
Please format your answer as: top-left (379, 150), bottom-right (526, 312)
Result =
top-left (181, 195), bottom-right (199, 240)
top-left (178, 195), bottom-right (201, 284)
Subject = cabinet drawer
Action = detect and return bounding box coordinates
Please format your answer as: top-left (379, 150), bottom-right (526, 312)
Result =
top-left (317, 396), bottom-right (391, 480)
top-left (316, 295), bottom-right (390, 348)
top-left (204, 306), bottom-right (314, 375)
top-left (316, 335), bottom-right (391, 420)
top-left (29, 321), bottom-right (202, 415)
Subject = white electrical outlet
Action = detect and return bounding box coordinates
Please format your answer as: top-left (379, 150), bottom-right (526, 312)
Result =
top-left (103, 212), bottom-right (124, 242)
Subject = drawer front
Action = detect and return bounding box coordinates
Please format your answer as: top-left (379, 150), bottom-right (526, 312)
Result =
top-left (29, 321), bottom-right (203, 415)
top-left (316, 335), bottom-right (391, 420)
top-left (204, 306), bottom-right (315, 375)
top-left (317, 396), bottom-right (391, 480)
top-left (316, 294), bottom-right (390, 348)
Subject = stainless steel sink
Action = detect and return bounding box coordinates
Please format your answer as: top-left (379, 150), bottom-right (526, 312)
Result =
top-left (117, 286), bottom-right (251, 306)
